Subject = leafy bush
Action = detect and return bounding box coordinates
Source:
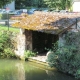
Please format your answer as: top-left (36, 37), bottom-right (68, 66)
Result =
top-left (24, 50), bottom-right (37, 59)
top-left (47, 32), bottom-right (80, 79)
top-left (0, 30), bottom-right (17, 58)
top-left (0, 13), bottom-right (14, 20)
top-left (0, 14), bottom-right (2, 19)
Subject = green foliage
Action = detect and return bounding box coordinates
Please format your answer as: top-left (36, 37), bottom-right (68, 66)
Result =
top-left (3, 48), bottom-right (15, 58)
top-left (0, 25), bottom-right (19, 33)
top-left (24, 50), bottom-right (37, 59)
top-left (15, 0), bottom-right (46, 9)
top-left (0, 13), bottom-right (14, 20)
top-left (0, 30), bottom-right (16, 58)
top-left (15, 0), bottom-right (72, 10)
top-left (0, 14), bottom-right (2, 19)
top-left (0, 0), bottom-right (13, 8)
top-left (47, 32), bottom-right (80, 79)
top-left (44, 0), bottom-right (72, 10)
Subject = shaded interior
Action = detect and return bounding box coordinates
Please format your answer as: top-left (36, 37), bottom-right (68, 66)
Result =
top-left (32, 31), bottom-right (59, 54)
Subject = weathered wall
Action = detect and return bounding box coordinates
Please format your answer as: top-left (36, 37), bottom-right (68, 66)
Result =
top-left (58, 34), bottom-right (66, 47)
top-left (70, 21), bottom-right (80, 32)
top-left (14, 29), bottom-right (32, 60)
top-left (14, 28), bottom-right (26, 60)
top-left (58, 21), bottom-right (80, 47)
top-left (25, 30), bottom-right (32, 51)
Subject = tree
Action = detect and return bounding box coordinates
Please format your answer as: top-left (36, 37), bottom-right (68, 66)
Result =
top-left (44, 0), bottom-right (61, 10)
top-left (37, 0), bottom-right (47, 8)
top-left (61, 0), bottom-right (72, 10)
top-left (15, 0), bottom-right (46, 9)
top-left (47, 32), bottom-right (80, 79)
top-left (0, 0), bottom-right (14, 8)
top-left (15, 0), bottom-right (26, 9)
top-left (44, 0), bottom-right (72, 10)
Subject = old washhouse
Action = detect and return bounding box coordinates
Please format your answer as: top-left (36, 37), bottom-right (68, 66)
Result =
top-left (12, 12), bottom-right (80, 59)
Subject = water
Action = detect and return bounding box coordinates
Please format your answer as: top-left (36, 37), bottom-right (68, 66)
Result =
top-left (0, 59), bottom-right (78, 80)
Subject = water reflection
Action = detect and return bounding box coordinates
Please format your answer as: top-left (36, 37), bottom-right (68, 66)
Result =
top-left (0, 59), bottom-right (78, 80)
top-left (15, 62), bottom-right (25, 80)
top-left (0, 59), bottom-right (25, 80)
top-left (45, 70), bottom-right (77, 80)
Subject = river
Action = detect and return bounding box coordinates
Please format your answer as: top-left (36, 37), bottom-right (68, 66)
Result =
top-left (0, 59), bottom-right (78, 80)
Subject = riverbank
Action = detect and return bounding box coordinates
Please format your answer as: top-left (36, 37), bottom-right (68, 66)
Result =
top-left (28, 54), bottom-right (56, 70)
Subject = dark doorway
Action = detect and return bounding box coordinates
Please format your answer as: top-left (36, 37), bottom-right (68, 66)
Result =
top-left (32, 31), bottom-right (58, 54)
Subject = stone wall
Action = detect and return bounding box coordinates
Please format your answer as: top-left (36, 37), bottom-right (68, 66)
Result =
top-left (14, 29), bottom-right (32, 60)
top-left (58, 34), bottom-right (66, 47)
top-left (14, 34), bottom-right (26, 60)
top-left (25, 30), bottom-right (32, 51)
top-left (14, 28), bottom-right (26, 60)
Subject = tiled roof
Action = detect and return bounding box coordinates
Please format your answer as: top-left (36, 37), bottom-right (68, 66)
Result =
top-left (12, 12), bottom-right (80, 34)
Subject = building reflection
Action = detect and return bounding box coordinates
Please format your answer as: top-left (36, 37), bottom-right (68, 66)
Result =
top-left (15, 61), bottom-right (25, 80)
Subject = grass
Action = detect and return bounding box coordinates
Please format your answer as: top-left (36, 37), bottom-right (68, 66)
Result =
top-left (0, 25), bottom-right (19, 33)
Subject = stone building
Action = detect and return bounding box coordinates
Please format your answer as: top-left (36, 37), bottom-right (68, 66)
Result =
top-left (12, 12), bottom-right (80, 59)
top-left (73, 0), bottom-right (80, 12)
top-left (5, 1), bottom-right (15, 11)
